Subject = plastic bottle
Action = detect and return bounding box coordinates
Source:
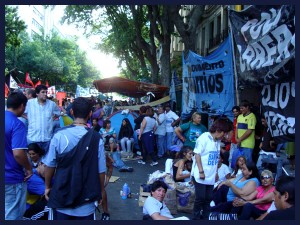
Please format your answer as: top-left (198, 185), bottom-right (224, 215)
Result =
top-left (122, 183), bottom-right (129, 199)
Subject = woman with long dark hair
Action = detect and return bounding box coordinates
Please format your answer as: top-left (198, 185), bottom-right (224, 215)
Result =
top-left (118, 118), bottom-right (134, 153)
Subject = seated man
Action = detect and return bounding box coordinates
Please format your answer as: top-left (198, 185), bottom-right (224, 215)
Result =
top-left (143, 180), bottom-right (173, 220)
top-left (263, 176), bottom-right (295, 220)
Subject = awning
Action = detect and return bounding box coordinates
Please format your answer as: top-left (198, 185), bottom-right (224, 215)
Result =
top-left (116, 96), bottom-right (171, 111)
top-left (93, 77), bottom-right (169, 99)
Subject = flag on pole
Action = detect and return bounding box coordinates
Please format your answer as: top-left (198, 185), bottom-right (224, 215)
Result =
top-left (45, 80), bottom-right (49, 88)
top-left (10, 76), bottom-right (19, 89)
top-left (35, 80), bottom-right (41, 88)
top-left (5, 83), bottom-right (10, 97)
top-left (25, 72), bottom-right (34, 87)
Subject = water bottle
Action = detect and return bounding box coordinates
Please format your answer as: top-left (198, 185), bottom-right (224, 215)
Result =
top-left (122, 183), bottom-right (129, 199)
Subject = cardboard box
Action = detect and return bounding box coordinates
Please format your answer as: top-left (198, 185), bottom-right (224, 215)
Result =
top-left (139, 186), bottom-right (151, 207)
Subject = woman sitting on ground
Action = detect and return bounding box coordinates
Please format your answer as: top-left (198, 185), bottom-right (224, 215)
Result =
top-left (143, 180), bottom-right (173, 220)
top-left (118, 118), bottom-right (134, 153)
top-left (233, 169), bottom-right (275, 220)
top-left (231, 155), bottom-right (246, 178)
top-left (172, 145), bottom-right (193, 182)
top-left (100, 119), bottom-right (117, 152)
top-left (210, 161), bottom-right (260, 214)
top-left (27, 143), bottom-right (44, 168)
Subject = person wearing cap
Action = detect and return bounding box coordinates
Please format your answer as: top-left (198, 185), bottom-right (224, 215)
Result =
top-left (232, 169), bottom-right (275, 220)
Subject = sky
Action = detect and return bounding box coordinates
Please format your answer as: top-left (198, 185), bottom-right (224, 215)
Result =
top-left (54, 5), bottom-right (121, 79)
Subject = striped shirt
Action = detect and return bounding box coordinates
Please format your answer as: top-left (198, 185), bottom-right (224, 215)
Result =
top-left (25, 98), bottom-right (61, 142)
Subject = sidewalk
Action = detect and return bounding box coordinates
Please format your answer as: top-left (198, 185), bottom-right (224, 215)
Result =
top-left (95, 156), bottom-right (191, 220)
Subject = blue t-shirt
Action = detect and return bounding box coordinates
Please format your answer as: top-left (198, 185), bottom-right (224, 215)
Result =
top-left (5, 111), bottom-right (28, 184)
top-left (27, 169), bottom-right (45, 195)
top-left (227, 175), bottom-right (260, 201)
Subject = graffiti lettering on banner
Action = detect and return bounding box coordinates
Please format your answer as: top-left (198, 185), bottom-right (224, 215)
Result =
top-left (261, 81), bottom-right (295, 143)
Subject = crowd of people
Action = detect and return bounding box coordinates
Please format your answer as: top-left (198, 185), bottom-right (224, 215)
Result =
top-left (5, 86), bottom-right (295, 220)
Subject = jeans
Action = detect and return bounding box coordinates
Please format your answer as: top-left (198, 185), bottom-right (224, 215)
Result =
top-left (141, 131), bottom-right (157, 163)
top-left (111, 151), bottom-right (125, 169)
top-left (5, 182), bottom-right (27, 220)
top-left (156, 134), bottom-right (166, 157)
top-left (192, 177), bottom-right (214, 220)
top-left (120, 137), bottom-right (134, 152)
top-left (239, 147), bottom-right (253, 163)
top-left (166, 132), bottom-right (174, 151)
top-left (53, 209), bottom-right (94, 220)
top-left (238, 202), bottom-right (266, 220)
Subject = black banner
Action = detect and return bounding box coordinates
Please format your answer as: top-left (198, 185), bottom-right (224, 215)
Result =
top-left (229, 5), bottom-right (295, 87)
top-left (261, 81), bottom-right (295, 143)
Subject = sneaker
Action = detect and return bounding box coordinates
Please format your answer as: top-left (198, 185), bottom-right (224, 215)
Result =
top-left (150, 161), bottom-right (158, 166)
top-left (138, 160), bottom-right (146, 164)
top-left (101, 213), bottom-right (110, 220)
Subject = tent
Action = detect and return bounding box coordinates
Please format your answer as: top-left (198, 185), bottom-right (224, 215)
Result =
top-left (107, 110), bottom-right (139, 150)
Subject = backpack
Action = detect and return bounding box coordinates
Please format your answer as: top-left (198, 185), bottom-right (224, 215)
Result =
top-left (47, 127), bottom-right (102, 209)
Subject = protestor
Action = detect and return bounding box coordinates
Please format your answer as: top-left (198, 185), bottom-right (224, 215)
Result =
top-left (235, 170), bottom-right (275, 220)
top-left (143, 180), bottom-right (173, 220)
top-left (154, 105), bottom-right (167, 158)
top-left (100, 119), bottom-right (118, 152)
top-left (263, 176), bottom-right (295, 220)
top-left (134, 106), bottom-right (147, 159)
top-left (231, 156), bottom-right (246, 179)
top-left (92, 101), bottom-right (105, 128)
top-left (118, 118), bottom-right (134, 153)
top-left (191, 118), bottom-right (233, 220)
top-left (164, 103), bottom-right (180, 154)
top-left (173, 145), bottom-right (193, 182)
top-left (210, 161), bottom-right (260, 215)
top-left (138, 107), bottom-right (158, 166)
top-left (5, 92), bottom-right (33, 220)
top-left (236, 100), bottom-right (257, 163)
top-left (24, 85), bottom-right (61, 153)
top-left (256, 116), bottom-right (277, 170)
top-left (92, 118), bottom-right (101, 132)
top-left (27, 143), bottom-right (44, 168)
top-left (43, 97), bottom-right (106, 220)
top-left (175, 112), bottom-right (207, 149)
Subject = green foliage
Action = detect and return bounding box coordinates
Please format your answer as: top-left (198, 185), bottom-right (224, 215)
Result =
top-left (5, 29), bottom-right (100, 90)
top-left (5, 6), bottom-right (27, 47)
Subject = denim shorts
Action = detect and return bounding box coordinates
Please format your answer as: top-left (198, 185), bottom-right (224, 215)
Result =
top-left (5, 182), bottom-right (27, 220)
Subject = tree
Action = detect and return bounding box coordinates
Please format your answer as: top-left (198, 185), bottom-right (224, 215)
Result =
top-left (5, 5), bottom-right (27, 68)
top-left (62, 5), bottom-right (205, 87)
top-left (168, 5), bottom-right (205, 55)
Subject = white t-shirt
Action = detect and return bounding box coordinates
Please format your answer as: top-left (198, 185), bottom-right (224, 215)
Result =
top-left (165, 110), bottom-right (179, 133)
top-left (217, 163), bottom-right (230, 182)
top-left (191, 132), bottom-right (220, 185)
top-left (143, 196), bottom-right (173, 219)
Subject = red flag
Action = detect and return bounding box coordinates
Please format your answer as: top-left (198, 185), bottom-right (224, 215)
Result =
top-left (5, 83), bottom-right (10, 97)
top-left (25, 72), bottom-right (34, 87)
top-left (45, 80), bottom-right (49, 88)
top-left (35, 80), bottom-right (41, 88)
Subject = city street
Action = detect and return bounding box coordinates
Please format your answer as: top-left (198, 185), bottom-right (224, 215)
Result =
top-left (95, 156), bottom-right (191, 220)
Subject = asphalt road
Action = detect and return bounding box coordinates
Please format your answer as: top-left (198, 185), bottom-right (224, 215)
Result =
top-left (95, 156), bottom-right (191, 220)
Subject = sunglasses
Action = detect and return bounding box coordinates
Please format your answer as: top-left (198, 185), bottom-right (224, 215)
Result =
top-left (261, 175), bottom-right (271, 180)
